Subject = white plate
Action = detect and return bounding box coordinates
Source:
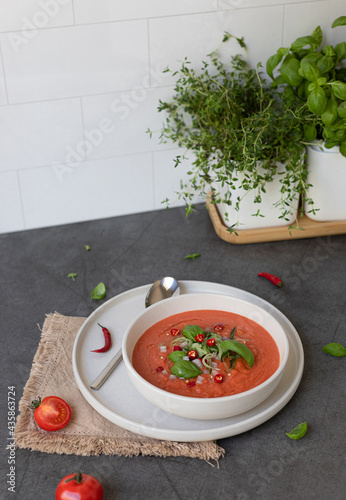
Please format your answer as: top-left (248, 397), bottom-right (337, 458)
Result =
top-left (72, 281), bottom-right (304, 442)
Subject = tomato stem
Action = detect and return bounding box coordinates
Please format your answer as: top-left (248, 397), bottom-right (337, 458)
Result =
top-left (65, 472), bottom-right (83, 484)
top-left (30, 397), bottom-right (42, 409)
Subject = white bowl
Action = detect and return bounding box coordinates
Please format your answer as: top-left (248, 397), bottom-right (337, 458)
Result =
top-left (122, 293), bottom-right (289, 420)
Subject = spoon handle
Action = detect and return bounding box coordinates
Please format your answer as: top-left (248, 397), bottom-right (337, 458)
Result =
top-left (90, 348), bottom-right (123, 390)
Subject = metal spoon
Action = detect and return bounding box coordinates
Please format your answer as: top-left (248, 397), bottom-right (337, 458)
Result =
top-left (90, 277), bottom-right (180, 390)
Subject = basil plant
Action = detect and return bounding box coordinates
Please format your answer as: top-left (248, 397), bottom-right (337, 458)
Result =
top-left (266, 16), bottom-right (346, 157)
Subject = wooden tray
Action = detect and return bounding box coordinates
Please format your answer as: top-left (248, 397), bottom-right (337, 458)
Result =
top-left (206, 192), bottom-right (346, 244)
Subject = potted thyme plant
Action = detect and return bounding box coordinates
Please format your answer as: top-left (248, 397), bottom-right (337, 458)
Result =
top-left (267, 16), bottom-right (346, 221)
top-left (151, 36), bottom-right (308, 232)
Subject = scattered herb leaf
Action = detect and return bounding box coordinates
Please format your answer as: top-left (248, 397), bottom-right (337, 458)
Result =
top-left (322, 342), bottom-right (346, 357)
top-left (67, 273), bottom-right (78, 282)
top-left (84, 244), bottom-right (91, 251)
top-left (286, 422), bottom-right (308, 440)
top-left (184, 253), bottom-right (201, 260)
top-left (91, 282), bottom-right (106, 300)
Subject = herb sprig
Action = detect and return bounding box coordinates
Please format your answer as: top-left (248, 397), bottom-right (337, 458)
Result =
top-left (149, 36), bottom-right (308, 230)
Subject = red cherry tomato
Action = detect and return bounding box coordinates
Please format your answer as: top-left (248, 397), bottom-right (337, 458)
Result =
top-left (31, 396), bottom-right (71, 432)
top-left (56, 472), bottom-right (103, 500)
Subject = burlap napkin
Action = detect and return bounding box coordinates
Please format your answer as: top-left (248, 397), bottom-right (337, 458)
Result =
top-left (15, 313), bottom-right (225, 461)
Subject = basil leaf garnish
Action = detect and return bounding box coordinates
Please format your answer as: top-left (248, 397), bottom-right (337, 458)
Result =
top-left (322, 342), bottom-right (346, 357)
top-left (170, 360), bottom-right (202, 379)
top-left (220, 340), bottom-right (254, 367)
top-left (182, 325), bottom-right (205, 342)
top-left (168, 351), bottom-right (186, 363)
top-left (286, 422), bottom-right (308, 440)
top-left (91, 282), bottom-right (106, 300)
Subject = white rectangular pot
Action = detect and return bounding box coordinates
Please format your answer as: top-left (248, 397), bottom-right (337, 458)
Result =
top-left (212, 164), bottom-right (300, 230)
top-left (305, 143), bottom-right (346, 221)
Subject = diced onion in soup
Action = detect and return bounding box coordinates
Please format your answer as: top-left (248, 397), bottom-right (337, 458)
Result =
top-left (192, 359), bottom-right (203, 370)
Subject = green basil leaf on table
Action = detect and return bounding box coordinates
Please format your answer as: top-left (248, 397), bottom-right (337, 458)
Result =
top-left (184, 253), bottom-right (201, 260)
top-left (286, 422), bottom-right (308, 440)
top-left (170, 360), bottom-right (203, 379)
top-left (91, 282), bottom-right (106, 300)
top-left (322, 342), bottom-right (346, 357)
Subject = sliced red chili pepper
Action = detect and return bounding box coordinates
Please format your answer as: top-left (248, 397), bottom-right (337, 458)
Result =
top-left (156, 366), bottom-right (164, 372)
top-left (187, 381), bottom-right (195, 388)
top-left (187, 350), bottom-right (198, 360)
top-left (207, 338), bottom-right (216, 347)
top-left (91, 323), bottom-right (112, 352)
top-left (173, 346), bottom-right (182, 351)
top-left (214, 374), bottom-right (223, 383)
top-left (258, 272), bottom-right (283, 288)
top-left (213, 324), bottom-right (224, 333)
top-left (170, 328), bottom-right (180, 336)
top-left (195, 333), bottom-right (205, 343)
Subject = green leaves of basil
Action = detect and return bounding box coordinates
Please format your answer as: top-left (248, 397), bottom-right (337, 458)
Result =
top-left (286, 422), bottom-right (308, 440)
top-left (67, 273), bottom-right (78, 282)
top-left (91, 282), bottom-right (106, 300)
top-left (182, 325), bottom-right (205, 342)
top-left (168, 351), bottom-right (186, 363)
top-left (280, 55), bottom-right (303, 86)
top-left (322, 342), bottom-right (346, 357)
top-left (331, 16), bottom-right (346, 28)
top-left (170, 360), bottom-right (202, 379)
top-left (220, 340), bottom-right (254, 367)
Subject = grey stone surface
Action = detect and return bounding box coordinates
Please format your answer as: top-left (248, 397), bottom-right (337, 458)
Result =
top-left (1, 205), bottom-right (345, 499)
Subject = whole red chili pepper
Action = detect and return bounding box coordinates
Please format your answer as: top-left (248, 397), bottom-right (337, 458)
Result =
top-left (258, 272), bottom-right (283, 288)
top-left (91, 323), bottom-right (112, 352)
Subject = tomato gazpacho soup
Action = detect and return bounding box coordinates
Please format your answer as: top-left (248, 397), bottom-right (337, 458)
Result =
top-left (132, 310), bottom-right (280, 398)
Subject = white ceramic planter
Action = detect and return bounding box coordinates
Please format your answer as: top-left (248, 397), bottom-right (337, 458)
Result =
top-left (305, 143), bottom-right (346, 221)
top-left (212, 163), bottom-right (300, 230)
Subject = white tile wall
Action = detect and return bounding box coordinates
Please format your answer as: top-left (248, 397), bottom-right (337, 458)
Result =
top-left (74, 0), bottom-right (218, 24)
top-left (81, 86), bottom-right (174, 160)
top-left (284, 0), bottom-right (346, 46)
top-left (0, 48), bottom-right (8, 105)
top-left (0, 171), bottom-right (24, 232)
top-left (19, 154), bottom-right (154, 229)
top-left (0, 0), bottom-right (344, 233)
top-left (0, 0), bottom-right (74, 32)
top-left (149, 7), bottom-right (284, 85)
top-left (0, 99), bottom-right (83, 170)
top-left (1, 21), bottom-right (149, 103)
top-left (153, 149), bottom-right (205, 209)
